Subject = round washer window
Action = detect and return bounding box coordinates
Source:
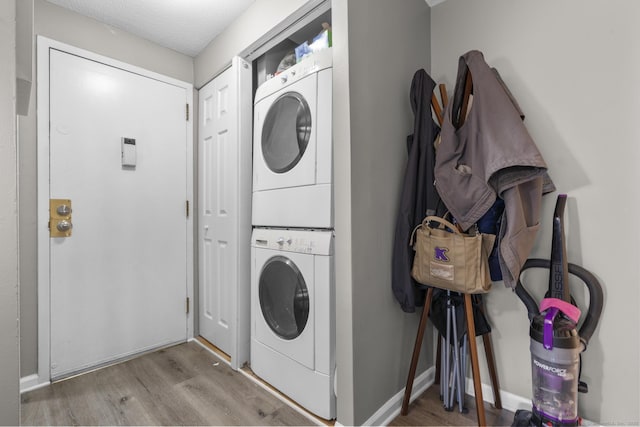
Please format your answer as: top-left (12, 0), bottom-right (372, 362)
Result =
top-left (261, 92), bottom-right (312, 174)
top-left (259, 255), bottom-right (309, 340)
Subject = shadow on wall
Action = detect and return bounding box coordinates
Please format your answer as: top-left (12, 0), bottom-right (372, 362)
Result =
top-left (488, 56), bottom-right (590, 194)
top-left (579, 309), bottom-right (604, 422)
top-left (561, 186), bottom-right (605, 422)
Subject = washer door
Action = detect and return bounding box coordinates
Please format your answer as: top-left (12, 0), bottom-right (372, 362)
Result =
top-left (260, 255), bottom-right (309, 340)
top-left (253, 73), bottom-right (318, 192)
top-left (253, 249), bottom-right (315, 369)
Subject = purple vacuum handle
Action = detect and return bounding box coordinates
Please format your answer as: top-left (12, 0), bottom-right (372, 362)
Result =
top-left (541, 298), bottom-right (581, 350)
top-left (515, 259), bottom-right (603, 350)
top-left (543, 307), bottom-right (560, 350)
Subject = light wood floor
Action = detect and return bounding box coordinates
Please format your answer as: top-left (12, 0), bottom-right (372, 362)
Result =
top-left (390, 385), bottom-right (514, 426)
top-left (21, 340), bottom-right (514, 426)
top-left (20, 341), bottom-right (315, 426)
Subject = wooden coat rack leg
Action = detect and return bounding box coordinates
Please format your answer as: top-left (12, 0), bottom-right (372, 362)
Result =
top-left (401, 287), bottom-right (434, 416)
top-left (475, 294), bottom-right (502, 409)
top-left (464, 293), bottom-right (487, 426)
top-left (401, 291), bottom-right (502, 427)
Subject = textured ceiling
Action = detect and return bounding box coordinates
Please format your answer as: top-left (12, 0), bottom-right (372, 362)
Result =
top-left (46, 0), bottom-right (256, 57)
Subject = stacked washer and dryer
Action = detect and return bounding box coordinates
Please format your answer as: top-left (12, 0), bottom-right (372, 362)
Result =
top-left (250, 48), bottom-right (336, 420)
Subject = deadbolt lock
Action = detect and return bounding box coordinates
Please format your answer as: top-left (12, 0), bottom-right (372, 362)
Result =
top-left (56, 204), bottom-right (72, 216)
top-left (50, 199), bottom-right (73, 238)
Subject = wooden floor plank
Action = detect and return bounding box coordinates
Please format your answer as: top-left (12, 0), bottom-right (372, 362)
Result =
top-left (22, 341), bottom-right (514, 426)
top-left (390, 385), bottom-right (514, 426)
top-left (21, 341), bottom-right (313, 426)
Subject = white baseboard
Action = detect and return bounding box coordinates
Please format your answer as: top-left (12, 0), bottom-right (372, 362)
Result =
top-left (20, 373), bottom-right (50, 394)
top-left (363, 366), bottom-right (435, 426)
top-left (464, 377), bottom-right (531, 413)
top-left (464, 378), bottom-right (598, 426)
top-left (361, 369), bottom-right (530, 426)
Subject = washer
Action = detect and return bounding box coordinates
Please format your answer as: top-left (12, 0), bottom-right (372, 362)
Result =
top-left (252, 48), bottom-right (332, 228)
top-left (251, 227), bottom-right (335, 419)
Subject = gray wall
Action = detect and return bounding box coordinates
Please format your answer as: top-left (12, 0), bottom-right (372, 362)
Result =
top-left (19, 0), bottom-right (195, 377)
top-left (431, 1), bottom-right (640, 424)
top-left (0, 1), bottom-right (20, 424)
top-left (16, 0), bottom-right (33, 115)
top-left (34, 0), bottom-right (193, 82)
top-left (334, 0), bottom-right (432, 424)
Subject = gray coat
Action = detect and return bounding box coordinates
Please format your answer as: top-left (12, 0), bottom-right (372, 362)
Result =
top-left (434, 50), bottom-right (555, 288)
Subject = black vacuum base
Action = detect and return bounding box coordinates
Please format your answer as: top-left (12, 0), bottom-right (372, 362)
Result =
top-left (512, 409), bottom-right (580, 427)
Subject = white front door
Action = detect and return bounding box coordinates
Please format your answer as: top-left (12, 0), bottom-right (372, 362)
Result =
top-left (47, 48), bottom-right (191, 379)
top-left (198, 57), bottom-right (252, 367)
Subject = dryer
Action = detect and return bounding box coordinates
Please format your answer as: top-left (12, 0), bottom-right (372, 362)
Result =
top-left (252, 48), bottom-right (332, 228)
top-left (250, 227), bottom-right (335, 419)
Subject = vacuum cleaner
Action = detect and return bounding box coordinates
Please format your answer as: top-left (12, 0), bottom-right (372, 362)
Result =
top-left (513, 194), bottom-right (603, 426)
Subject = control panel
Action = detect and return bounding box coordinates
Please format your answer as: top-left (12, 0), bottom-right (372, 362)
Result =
top-left (121, 137), bottom-right (136, 167)
top-left (252, 228), bottom-right (333, 256)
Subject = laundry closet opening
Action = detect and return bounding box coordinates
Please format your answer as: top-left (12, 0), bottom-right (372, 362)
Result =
top-left (196, 1), bottom-right (335, 421)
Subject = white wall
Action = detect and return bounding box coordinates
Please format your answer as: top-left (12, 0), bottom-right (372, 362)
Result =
top-left (0, 1), bottom-right (20, 424)
top-left (19, 0), bottom-right (195, 378)
top-left (431, 1), bottom-right (640, 424)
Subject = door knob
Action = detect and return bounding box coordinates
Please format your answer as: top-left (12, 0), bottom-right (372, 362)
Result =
top-left (56, 220), bottom-right (72, 232)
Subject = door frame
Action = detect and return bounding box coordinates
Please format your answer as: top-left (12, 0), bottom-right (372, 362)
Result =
top-left (35, 36), bottom-right (194, 386)
top-left (197, 57), bottom-right (252, 370)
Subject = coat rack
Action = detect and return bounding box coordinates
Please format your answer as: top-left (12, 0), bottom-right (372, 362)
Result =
top-left (400, 76), bottom-right (502, 427)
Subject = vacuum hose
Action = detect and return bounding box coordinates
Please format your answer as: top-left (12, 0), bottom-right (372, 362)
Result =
top-left (515, 258), bottom-right (603, 350)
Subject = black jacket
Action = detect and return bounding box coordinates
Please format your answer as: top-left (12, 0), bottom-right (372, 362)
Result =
top-left (391, 70), bottom-right (441, 313)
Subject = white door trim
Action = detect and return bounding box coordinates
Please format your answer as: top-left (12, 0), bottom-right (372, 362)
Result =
top-left (35, 36), bottom-right (194, 387)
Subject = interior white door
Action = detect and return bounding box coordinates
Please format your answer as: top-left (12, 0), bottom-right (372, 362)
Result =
top-left (198, 57), bottom-right (252, 364)
top-left (49, 49), bottom-right (189, 379)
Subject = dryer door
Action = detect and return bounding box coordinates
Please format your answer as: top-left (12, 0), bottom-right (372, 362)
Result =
top-left (262, 94), bottom-right (311, 174)
top-left (253, 73), bottom-right (318, 192)
top-left (253, 249), bottom-right (315, 369)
